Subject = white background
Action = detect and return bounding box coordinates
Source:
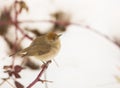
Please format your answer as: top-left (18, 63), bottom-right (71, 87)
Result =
top-left (1, 0), bottom-right (120, 88)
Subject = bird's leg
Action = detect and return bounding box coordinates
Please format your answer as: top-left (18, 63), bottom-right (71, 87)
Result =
top-left (41, 60), bottom-right (52, 69)
top-left (38, 79), bottom-right (53, 83)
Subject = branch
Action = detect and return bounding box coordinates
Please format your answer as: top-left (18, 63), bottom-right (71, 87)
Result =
top-left (27, 61), bottom-right (51, 88)
top-left (14, 23), bottom-right (33, 40)
top-left (0, 17), bottom-right (119, 48)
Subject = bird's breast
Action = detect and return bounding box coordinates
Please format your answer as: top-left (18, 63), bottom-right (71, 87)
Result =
top-left (35, 40), bottom-right (61, 62)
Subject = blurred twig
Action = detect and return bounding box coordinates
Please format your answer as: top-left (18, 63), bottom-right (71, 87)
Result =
top-left (27, 61), bottom-right (51, 88)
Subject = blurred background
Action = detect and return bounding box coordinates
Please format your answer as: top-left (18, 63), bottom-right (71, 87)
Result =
top-left (0, 0), bottom-right (120, 88)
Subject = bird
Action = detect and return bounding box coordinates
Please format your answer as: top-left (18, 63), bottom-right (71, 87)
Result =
top-left (10, 32), bottom-right (61, 63)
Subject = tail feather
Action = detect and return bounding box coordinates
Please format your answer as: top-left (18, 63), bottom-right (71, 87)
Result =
top-left (9, 49), bottom-right (22, 57)
top-left (9, 53), bottom-right (17, 57)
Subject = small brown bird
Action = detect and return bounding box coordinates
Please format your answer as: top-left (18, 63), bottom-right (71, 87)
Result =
top-left (12, 32), bottom-right (61, 63)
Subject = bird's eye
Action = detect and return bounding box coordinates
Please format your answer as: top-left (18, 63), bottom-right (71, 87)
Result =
top-left (53, 36), bottom-right (57, 40)
top-left (53, 35), bottom-right (59, 41)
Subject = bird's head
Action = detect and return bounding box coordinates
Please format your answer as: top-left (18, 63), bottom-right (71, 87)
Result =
top-left (46, 32), bottom-right (61, 43)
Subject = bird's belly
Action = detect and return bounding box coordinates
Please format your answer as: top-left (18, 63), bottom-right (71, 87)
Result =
top-left (35, 47), bottom-right (59, 62)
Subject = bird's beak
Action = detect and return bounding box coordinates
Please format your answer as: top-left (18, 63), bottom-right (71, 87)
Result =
top-left (58, 34), bottom-right (62, 38)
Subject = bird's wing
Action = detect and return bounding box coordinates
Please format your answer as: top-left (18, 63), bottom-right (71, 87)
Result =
top-left (30, 36), bottom-right (45, 46)
top-left (14, 35), bottom-right (51, 57)
top-left (21, 43), bottom-right (51, 56)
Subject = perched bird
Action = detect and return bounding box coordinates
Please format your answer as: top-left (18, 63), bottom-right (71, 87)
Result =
top-left (11, 32), bottom-right (61, 63)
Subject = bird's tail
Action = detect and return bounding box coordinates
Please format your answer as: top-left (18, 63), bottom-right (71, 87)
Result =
top-left (9, 49), bottom-right (21, 57)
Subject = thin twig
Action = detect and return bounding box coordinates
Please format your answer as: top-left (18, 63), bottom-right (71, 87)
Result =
top-left (27, 61), bottom-right (51, 88)
top-left (0, 78), bottom-right (16, 88)
top-left (6, 80), bottom-right (16, 88)
top-left (44, 71), bottom-right (48, 88)
top-left (16, 25), bottom-right (33, 40)
top-left (0, 80), bottom-right (6, 86)
top-left (0, 18), bottom-right (118, 48)
top-left (0, 21), bottom-right (12, 25)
